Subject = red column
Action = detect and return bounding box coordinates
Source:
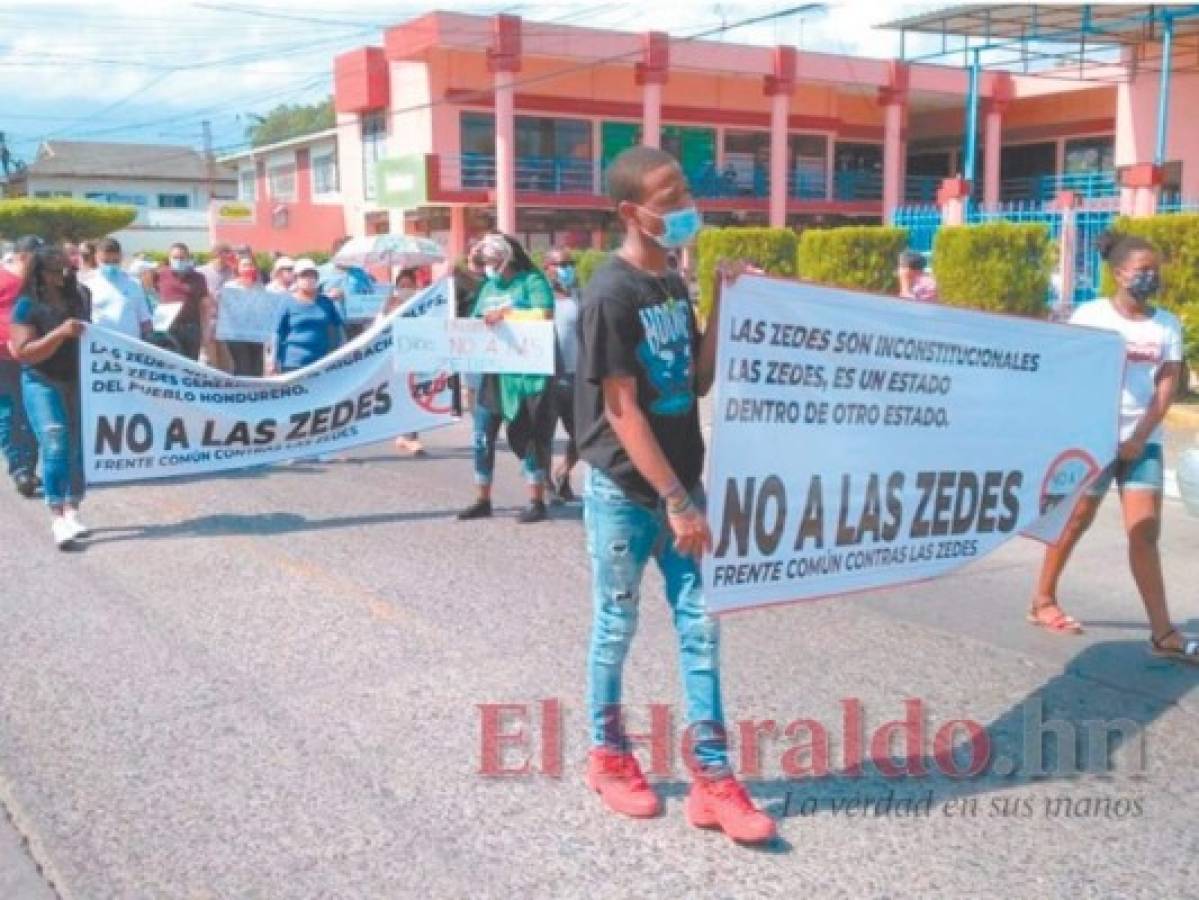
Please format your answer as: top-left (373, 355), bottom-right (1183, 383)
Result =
top-left (488, 15), bottom-right (522, 235)
top-left (1054, 190), bottom-right (1080, 318)
top-left (764, 47), bottom-right (796, 229)
top-left (937, 177), bottom-right (971, 227)
top-left (635, 32), bottom-right (669, 150)
top-left (449, 206), bottom-right (468, 262)
top-left (982, 75), bottom-right (1014, 211)
top-left (877, 63), bottom-right (909, 223)
top-left (1121, 163), bottom-right (1163, 218)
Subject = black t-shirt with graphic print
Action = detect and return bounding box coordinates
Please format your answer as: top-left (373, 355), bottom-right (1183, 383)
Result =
top-left (575, 254), bottom-right (704, 508)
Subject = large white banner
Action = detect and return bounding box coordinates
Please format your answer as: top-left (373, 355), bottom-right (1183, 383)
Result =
top-left (703, 276), bottom-right (1125, 614)
top-left (391, 318), bottom-right (555, 374)
top-left (215, 286), bottom-right (285, 343)
top-left (82, 311), bottom-right (455, 484)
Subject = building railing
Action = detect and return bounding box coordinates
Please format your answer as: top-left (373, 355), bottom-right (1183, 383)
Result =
top-left (443, 154), bottom-right (867, 203)
top-left (1001, 171), bottom-right (1118, 203)
top-left (687, 162), bottom-right (829, 201)
top-left (832, 169), bottom-right (883, 202)
top-left (449, 153), bottom-right (597, 194)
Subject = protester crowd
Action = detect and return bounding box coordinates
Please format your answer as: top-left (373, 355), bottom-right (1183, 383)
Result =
top-left (0, 142), bottom-right (1195, 847)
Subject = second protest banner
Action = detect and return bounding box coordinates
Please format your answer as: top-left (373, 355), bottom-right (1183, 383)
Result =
top-left (703, 276), bottom-right (1125, 613)
top-left (82, 310), bottom-right (455, 483)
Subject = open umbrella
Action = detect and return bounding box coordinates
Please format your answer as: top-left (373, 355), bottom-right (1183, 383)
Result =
top-left (332, 235), bottom-right (445, 269)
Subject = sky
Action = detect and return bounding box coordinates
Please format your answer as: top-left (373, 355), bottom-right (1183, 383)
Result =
top-left (0, 0), bottom-right (941, 165)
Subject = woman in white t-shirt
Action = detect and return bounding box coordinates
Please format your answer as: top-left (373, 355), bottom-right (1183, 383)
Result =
top-left (1031, 233), bottom-right (1197, 663)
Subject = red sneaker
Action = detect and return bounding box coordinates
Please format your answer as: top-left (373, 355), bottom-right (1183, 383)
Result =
top-left (585, 749), bottom-right (661, 818)
top-left (685, 775), bottom-right (777, 844)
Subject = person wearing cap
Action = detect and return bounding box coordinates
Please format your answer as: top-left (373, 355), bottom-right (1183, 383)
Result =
top-left (543, 247), bottom-right (581, 503)
top-left (0, 235), bottom-right (42, 497)
top-left (456, 233), bottom-right (555, 524)
top-left (267, 256), bottom-right (296, 294)
top-left (156, 242), bottom-right (209, 361)
top-left (270, 258), bottom-right (345, 375)
top-left (80, 237), bottom-right (152, 340)
top-left (896, 250), bottom-right (939, 302)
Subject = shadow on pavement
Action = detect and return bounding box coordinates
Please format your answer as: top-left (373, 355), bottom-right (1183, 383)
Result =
top-left (81, 508), bottom-right (459, 544)
top-left (652, 640), bottom-right (1198, 831)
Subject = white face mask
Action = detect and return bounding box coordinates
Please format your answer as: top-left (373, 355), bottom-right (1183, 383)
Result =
top-left (484, 265), bottom-right (499, 281)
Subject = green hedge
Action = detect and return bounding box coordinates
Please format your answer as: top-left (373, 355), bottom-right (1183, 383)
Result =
top-left (796, 226), bottom-right (907, 294)
top-left (932, 221), bottom-right (1052, 316)
top-left (696, 227), bottom-right (798, 316)
top-left (0, 199), bottom-right (137, 243)
top-left (1098, 214), bottom-right (1199, 368)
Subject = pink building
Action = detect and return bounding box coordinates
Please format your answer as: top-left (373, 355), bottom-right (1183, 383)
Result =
top-left (214, 8), bottom-right (1199, 260)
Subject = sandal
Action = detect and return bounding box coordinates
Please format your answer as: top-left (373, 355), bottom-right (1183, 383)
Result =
top-left (1150, 628), bottom-right (1199, 665)
top-left (1027, 600), bottom-right (1084, 635)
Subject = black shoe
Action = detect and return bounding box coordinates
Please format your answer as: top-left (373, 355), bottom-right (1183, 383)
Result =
top-left (13, 472), bottom-right (37, 499)
top-left (457, 499), bottom-right (493, 520)
top-left (517, 501), bottom-right (548, 524)
top-left (554, 473), bottom-right (577, 503)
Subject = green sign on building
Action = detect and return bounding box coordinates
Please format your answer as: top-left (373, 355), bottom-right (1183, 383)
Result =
top-left (375, 155), bottom-right (428, 209)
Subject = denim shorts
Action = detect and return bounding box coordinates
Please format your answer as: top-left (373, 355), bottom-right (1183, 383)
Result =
top-left (1087, 443), bottom-right (1164, 495)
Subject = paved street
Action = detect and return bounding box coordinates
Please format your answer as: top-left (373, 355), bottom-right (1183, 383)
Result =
top-left (1, 417), bottom-right (1197, 899)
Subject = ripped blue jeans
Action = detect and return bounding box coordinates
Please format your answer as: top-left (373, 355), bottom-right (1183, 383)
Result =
top-left (22, 369), bottom-right (84, 509)
top-left (584, 467), bottom-right (728, 775)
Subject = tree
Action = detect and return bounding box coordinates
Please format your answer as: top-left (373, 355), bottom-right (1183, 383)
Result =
top-left (0, 199), bottom-right (137, 243)
top-left (246, 97), bottom-right (334, 147)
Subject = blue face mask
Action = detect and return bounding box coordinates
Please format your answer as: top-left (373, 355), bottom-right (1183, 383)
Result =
top-left (100, 263), bottom-right (122, 279)
top-left (557, 265), bottom-right (576, 289)
top-left (170, 258), bottom-right (192, 273)
top-left (642, 204), bottom-right (702, 249)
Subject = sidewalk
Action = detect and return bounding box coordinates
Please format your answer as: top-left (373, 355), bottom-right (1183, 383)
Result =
top-left (1163, 403), bottom-right (1198, 500)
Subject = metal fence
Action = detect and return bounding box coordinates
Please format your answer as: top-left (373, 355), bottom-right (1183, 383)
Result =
top-left (892, 195), bottom-right (1195, 307)
top-left (891, 205), bottom-right (941, 255)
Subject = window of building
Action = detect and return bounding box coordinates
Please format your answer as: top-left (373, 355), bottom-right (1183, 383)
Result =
top-left (33, 190), bottom-right (72, 199)
top-left (84, 191), bottom-right (148, 206)
top-left (832, 142), bottom-right (883, 201)
top-left (362, 112), bottom-right (387, 202)
top-left (515, 116), bottom-right (592, 191)
top-left (1000, 141), bottom-right (1057, 201)
top-left (311, 151), bottom-right (338, 195)
top-left (790, 134), bottom-right (828, 198)
top-left (239, 169), bottom-right (256, 201)
top-left (157, 193), bottom-right (190, 208)
top-left (722, 131), bottom-right (771, 195)
top-left (267, 163), bottom-right (297, 201)
top-left (1064, 136), bottom-right (1114, 173)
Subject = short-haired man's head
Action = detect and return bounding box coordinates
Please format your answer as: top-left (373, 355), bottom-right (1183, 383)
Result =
top-left (606, 145), bottom-right (683, 207)
top-left (168, 242), bottom-right (191, 260)
top-left (97, 237), bottom-right (122, 256)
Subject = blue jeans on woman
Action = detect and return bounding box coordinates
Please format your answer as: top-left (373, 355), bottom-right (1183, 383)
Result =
top-left (584, 467), bottom-right (729, 774)
top-left (0, 359), bottom-right (37, 480)
top-left (472, 402), bottom-right (542, 487)
top-left (21, 369), bottom-right (84, 508)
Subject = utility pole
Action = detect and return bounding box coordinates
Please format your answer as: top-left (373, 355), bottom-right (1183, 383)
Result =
top-left (201, 119), bottom-right (215, 205)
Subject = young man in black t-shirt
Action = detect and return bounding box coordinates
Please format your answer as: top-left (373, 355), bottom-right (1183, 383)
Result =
top-left (575, 146), bottom-right (775, 844)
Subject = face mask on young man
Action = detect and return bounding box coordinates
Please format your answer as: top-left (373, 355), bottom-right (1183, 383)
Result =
top-left (557, 265), bottom-right (576, 289)
top-left (169, 258), bottom-right (193, 273)
top-left (638, 203), bottom-right (702, 249)
top-left (99, 262), bottom-right (122, 279)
